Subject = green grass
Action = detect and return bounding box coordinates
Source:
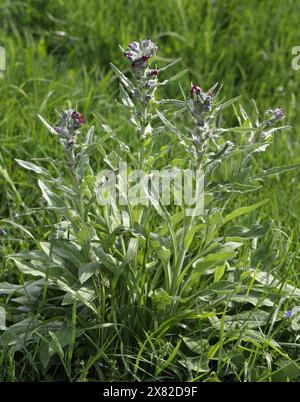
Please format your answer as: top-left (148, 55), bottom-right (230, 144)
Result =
top-left (0, 0), bottom-right (300, 382)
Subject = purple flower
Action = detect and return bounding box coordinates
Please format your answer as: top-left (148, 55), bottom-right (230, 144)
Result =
top-left (124, 51), bottom-right (135, 62)
top-left (285, 310), bottom-right (293, 318)
top-left (274, 108), bottom-right (285, 119)
top-left (265, 108), bottom-right (285, 126)
top-left (128, 41), bottom-right (139, 51)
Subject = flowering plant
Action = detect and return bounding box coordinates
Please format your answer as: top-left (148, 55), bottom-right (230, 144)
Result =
top-left (0, 39), bottom-right (299, 382)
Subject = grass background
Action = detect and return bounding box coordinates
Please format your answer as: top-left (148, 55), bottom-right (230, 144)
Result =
top-left (0, 0), bottom-right (300, 380)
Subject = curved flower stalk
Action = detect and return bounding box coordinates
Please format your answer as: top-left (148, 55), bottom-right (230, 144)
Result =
top-left (111, 38), bottom-right (188, 171)
top-left (123, 39), bottom-right (159, 108)
top-left (38, 109), bottom-right (95, 187)
top-left (187, 83), bottom-right (221, 162)
top-left (35, 110), bottom-right (97, 249)
top-left (111, 39), bottom-right (159, 169)
top-left (54, 109), bottom-right (85, 171)
top-left (124, 39), bottom-right (158, 80)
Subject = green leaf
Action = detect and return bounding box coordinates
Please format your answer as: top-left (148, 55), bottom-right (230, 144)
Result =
top-left (76, 153), bottom-right (90, 181)
top-left (49, 331), bottom-right (65, 363)
top-left (231, 292), bottom-right (274, 307)
top-left (215, 96), bottom-right (242, 114)
top-left (191, 243), bottom-right (242, 281)
top-left (119, 84), bottom-right (135, 109)
top-left (0, 219), bottom-right (36, 240)
top-left (0, 317), bottom-right (43, 348)
top-left (0, 282), bottom-right (22, 295)
top-left (158, 57), bottom-right (182, 72)
top-left (57, 280), bottom-right (96, 313)
top-left (179, 356), bottom-right (210, 373)
top-left (0, 46), bottom-right (5, 70)
top-left (160, 69), bottom-right (188, 84)
top-left (223, 309), bottom-right (271, 329)
top-left (250, 163), bottom-right (300, 180)
top-left (193, 251), bottom-right (237, 272)
top-left (94, 249), bottom-right (118, 273)
top-left (150, 288), bottom-right (174, 311)
top-left (270, 360), bottom-right (300, 382)
top-left (78, 262), bottom-right (99, 284)
top-left (223, 199), bottom-right (269, 225)
top-left (39, 341), bottom-right (50, 369)
top-left (38, 179), bottom-right (63, 207)
top-left (155, 339), bottom-right (181, 375)
top-left (110, 63), bottom-right (134, 91)
top-left (67, 303), bottom-right (77, 376)
top-left (11, 259), bottom-right (46, 278)
top-left (15, 159), bottom-right (50, 176)
top-left (38, 114), bottom-right (59, 135)
top-left (85, 125), bottom-right (94, 144)
top-left (250, 270), bottom-right (300, 298)
top-left (156, 247), bottom-right (171, 270)
top-left (224, 221), bottom-right (272, 239)
top-left (156, 109), bottom-right (189, 145)
top-left (50, 241), bottom-right (83, 269)
top-left (184, 224), bottom-right (206, 250)
top-left (182, 336), bottom-right (209, 355)
top-left (214, 264), bottom-right (226, 283)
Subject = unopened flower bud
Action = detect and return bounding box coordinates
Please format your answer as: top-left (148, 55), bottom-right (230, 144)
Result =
top-left (190, 84), bottom-right (201, 96)
top-left (145, 94), bottom-right (152, 103)
top-left (188, 84), bottom-right (215, 126)
top-left (147, 68), bottom-right (158, 77)
top-left (71, 111), bottom-right (85, 128)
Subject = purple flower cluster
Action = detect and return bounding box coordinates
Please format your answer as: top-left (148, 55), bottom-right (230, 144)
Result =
top-left (188, 83), bottom-right (215, 126)
top-left (55, 109), bottom-right (85, 135)
top-left (124, 39), bottom-right (158, 66)
top-left (264, 108), bottom-right (285, 126)
top-left (71, 111), bottom-right (85, 128)
top-left (124, 39), bottom-right (158, 79)
top-left (123, 39), bottom-right (159, 104)
top-left (54, 109), bottom-right (85, 155)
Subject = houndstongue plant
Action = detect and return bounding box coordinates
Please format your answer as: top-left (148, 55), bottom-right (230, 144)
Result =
top-left (1, 39), bottom-right (300, 382)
